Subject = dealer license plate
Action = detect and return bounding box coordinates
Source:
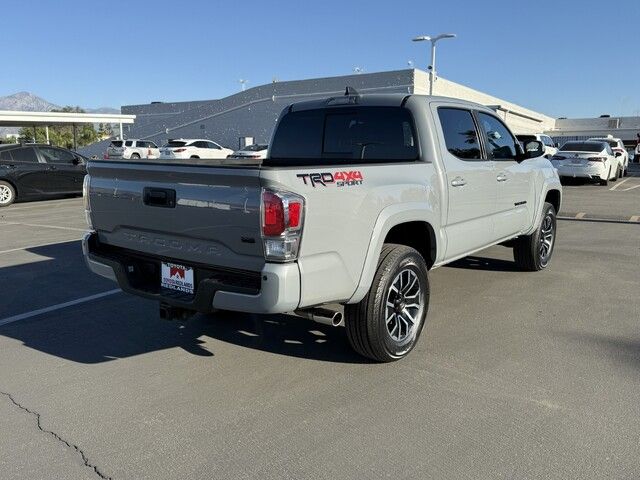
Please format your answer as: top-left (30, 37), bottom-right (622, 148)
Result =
top-left (161, 262), bottom-right (194, 294)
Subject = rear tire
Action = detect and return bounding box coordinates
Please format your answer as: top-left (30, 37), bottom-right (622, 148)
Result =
top-left (599, 168), bottom-right (609, 186)
top-left (0, 181), bottom-right (16, 207)
top-left (345, 244), bottom-right (429, 362)
top-left (130, 153), bottom-right (140, 159)
top-left (513, 202), bottom-right (557, 271)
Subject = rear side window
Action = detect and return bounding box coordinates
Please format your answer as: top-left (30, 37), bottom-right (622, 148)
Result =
top-left (10, 147), bottom-right (39, 163)
top-left (125, 140), bottom-right (133, 147)
top-left (0, 149), bottom-right (13, 161)
top-left (268, 107), bottom-right (418, 166)
top-left (110, 141), bottom-right (123, 147)
top-left (438, 108), bottom-right (482, 160)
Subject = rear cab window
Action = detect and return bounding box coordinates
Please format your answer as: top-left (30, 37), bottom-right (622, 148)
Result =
top-left (266, 107), bottom-right (419, 166)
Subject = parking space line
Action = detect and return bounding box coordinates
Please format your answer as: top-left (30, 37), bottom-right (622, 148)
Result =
top-left (0, 239), bottom-right (84, 255)
top-left (0, 289), bottom-right (121, 327)
top-left (0, 221), bottom-right (86, 232)
top-left (631, 216), bottom-right (640, 223)
top-left (609, 178), bottom-right (630, 190)
top-left (621, 184), bottom-right (640, 192)
top-left (575, 212), bottom-right (586, 219)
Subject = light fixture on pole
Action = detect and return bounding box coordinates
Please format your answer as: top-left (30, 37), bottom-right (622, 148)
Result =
top-left (412, 33), bottom-right (456, 95)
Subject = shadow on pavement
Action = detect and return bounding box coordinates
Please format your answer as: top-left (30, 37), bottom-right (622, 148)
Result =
top-left (550, 330), bottom-right (640, 369)
top-left (448, 255), bottom-right (520, 272)
top-left (0, 240), bottom-right (366, 364)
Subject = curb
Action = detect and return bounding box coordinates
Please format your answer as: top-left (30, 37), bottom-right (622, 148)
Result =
top-left (558, 212), bottom-right (640, 224)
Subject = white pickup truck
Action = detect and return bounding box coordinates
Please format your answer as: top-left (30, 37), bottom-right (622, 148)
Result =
top-left (83, 90), bottom-right (562, 362)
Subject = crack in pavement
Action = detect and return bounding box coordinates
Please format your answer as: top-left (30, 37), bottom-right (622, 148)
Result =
top-left (0, 391), bottom-right (112, 480)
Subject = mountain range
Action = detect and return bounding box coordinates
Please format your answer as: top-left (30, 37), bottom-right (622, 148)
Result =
top-left (0, 91), bottom-right (119, 136)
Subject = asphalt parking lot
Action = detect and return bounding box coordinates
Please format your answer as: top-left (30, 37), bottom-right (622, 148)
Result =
top-left (0, 192), bottom-right (639, 479)
top-left (558, 164), bottom-right (640, 222)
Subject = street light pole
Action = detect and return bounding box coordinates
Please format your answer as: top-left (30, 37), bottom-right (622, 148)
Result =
top-left (412, 33), bottom-right (457, 95)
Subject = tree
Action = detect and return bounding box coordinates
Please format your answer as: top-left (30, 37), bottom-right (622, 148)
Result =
top-left (18, 106), bottom-right (100, 149)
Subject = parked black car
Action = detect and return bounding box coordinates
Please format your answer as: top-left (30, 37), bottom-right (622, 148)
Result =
top-left (0, 143), bottom-right (87, 207)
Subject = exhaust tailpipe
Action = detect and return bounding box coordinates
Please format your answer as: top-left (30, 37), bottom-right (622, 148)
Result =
top-left (295, 307), bottom-right (344, 327)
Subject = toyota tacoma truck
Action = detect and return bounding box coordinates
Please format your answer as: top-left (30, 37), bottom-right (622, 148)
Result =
top-left (83, 90), bottom-right (562, 362)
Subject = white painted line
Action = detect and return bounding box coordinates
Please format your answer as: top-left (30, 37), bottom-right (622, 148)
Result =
top-left (609, 178), bottom-right (630, 191)
top-left (0, 221), bottom-right (86, 232)
top-left (0, 289), bottom-right (121, 327)
top-left (0, 238), bottom-right (83, 255)
top-left (621, 184), bottom-right (640, 192)
top-left (575, 212), bottom-right (586, 219)
top-left (4, 199), bottom-right (82, 211)
top-left (630, 216), bottom-right (640, 223)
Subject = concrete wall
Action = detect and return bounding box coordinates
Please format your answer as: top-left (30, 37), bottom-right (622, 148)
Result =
top-left (414, 70), bottom-right (556, 134)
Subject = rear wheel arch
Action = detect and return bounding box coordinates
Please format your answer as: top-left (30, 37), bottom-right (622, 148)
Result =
top-left (348, 208), bottom-right (439, 305)
top-left (383, 221), bottom-right (436, 269)
top-left (0, 178), bottom-right (18, 196)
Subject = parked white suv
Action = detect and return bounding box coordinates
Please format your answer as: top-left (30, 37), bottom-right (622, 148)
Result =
top-left (160, 139), bottom-right (233, 160)
top-left (587, 135), bottom-right (629, 177)
top-left (516, 133), bottom-right (557, 159)
top-left (107, 139), bottom-right (160, 160)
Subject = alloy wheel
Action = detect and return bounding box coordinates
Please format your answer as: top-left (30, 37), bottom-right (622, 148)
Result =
top-left (385, 268), bottom-right (424, 343)
top-left (0, 185), bottom-right (12, 205)
top-left (539, 213), bottom-right (555, 266)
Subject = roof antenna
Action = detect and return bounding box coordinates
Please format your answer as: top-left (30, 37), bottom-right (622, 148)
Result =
top-left (345, 86), bottom-right (360, 96)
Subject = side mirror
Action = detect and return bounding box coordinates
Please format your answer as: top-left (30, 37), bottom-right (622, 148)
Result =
top-left (517, 140), bottom-right (544, 162)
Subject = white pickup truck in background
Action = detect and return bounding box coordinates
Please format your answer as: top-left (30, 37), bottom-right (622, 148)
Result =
top-left (84, 90), bottom-right (562, 362)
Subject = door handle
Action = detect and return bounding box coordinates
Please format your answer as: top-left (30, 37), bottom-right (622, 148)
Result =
top-left (496, 173), bottom-right (508, 182)
top-left (450, 177), bottom-right (467, 187)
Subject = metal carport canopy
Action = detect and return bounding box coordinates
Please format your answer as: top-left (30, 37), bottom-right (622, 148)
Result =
top-left (0, 109), bottom-right (136, 148)
top-left (0, 110), bottom-right (135, 126)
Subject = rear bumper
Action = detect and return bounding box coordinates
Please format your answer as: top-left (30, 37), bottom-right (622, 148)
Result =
top-left (554, 163), bottom-right (606, 179)
top-left (82, 231), bottom-right (300, 314)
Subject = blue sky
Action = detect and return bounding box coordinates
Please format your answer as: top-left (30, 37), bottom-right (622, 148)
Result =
top-left (1, 0), bottom-right (639, 118)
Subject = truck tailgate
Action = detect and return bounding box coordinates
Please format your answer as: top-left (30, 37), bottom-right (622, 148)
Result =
top-left (87, 161), bottom-right (264, 272)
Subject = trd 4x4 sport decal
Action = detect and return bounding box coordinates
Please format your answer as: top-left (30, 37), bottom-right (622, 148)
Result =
top-left (296, 171), bottom-right (363, 187)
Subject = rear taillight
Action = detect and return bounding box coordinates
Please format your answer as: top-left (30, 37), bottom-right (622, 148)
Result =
top-left (174, 148), bottom-right (186, 153)
top-left (83, 175), bottom-right (93, 229)
top-left (261, 188), bottom-right (304, 262)
top-left (588, 157), bottom-right (606, 163)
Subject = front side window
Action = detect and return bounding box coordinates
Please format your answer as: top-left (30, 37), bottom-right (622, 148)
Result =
top-left (206, 141), bottom-right (221, 150)
top-left (39, 147), bottom-right (76, 164)
top-left (437, 108), bottom-right (482, 160)
top-left (478, 113), bottom-right (518, 160)
top-left (125, 140), bottom-right (133, 147)
top-left (268, 107), bottom-right (418, 166)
